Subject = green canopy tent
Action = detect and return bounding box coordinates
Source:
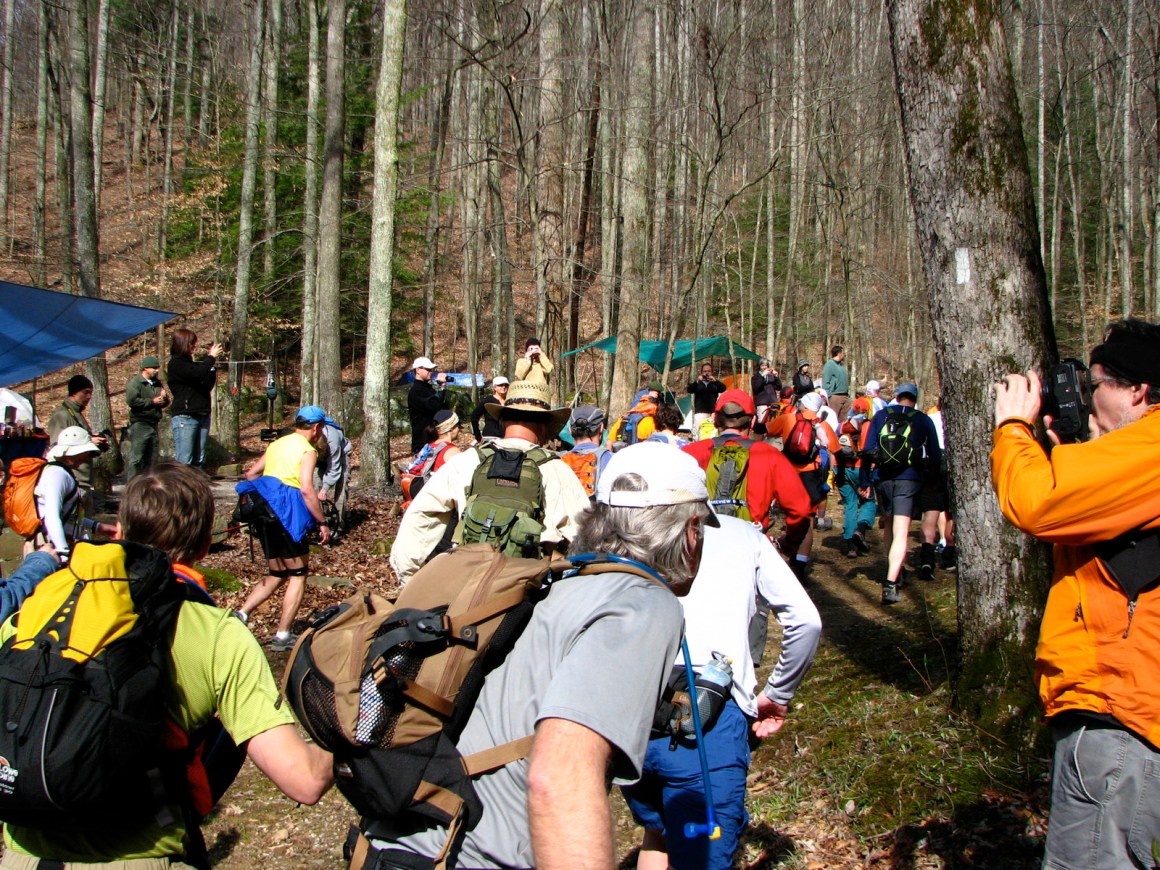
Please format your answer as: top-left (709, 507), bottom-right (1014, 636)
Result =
top-left (562, 336), bottom-right (761, 372)
top-left (562, 336), bottom-right (762, 425)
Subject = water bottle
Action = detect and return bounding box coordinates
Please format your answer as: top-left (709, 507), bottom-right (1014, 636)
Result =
top-left (680, 652), bottom-right (733, 736)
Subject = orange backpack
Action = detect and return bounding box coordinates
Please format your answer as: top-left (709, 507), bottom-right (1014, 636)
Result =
top-left (561, 446), bottom-right (608, 497)
top-left (2, 458), bottom-right (70, 538)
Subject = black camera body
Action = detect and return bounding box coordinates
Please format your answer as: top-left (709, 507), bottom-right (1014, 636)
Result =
top-left (1042, 358), bottom-right (1091, 443)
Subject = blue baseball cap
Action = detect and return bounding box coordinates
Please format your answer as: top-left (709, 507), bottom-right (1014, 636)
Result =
top-left (296, 404), bottom-right (335, 425)
top-left (895, 383), bottom-right (919, 400)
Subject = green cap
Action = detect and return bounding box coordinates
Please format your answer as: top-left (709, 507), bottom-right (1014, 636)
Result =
top-left (142, 356), bottom-right (160, 368)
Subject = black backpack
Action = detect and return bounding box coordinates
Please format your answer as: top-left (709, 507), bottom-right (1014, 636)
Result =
top-left (0, 541), bottom-right (185, 831)
top-left (876, 407), bottom-right (919, 475)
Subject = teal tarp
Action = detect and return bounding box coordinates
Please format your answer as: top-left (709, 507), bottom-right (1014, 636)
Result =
top-left (562, 336), bottom-right (761, 372)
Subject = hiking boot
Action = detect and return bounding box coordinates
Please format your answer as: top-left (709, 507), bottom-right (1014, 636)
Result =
top-left (814, 516), bottom-right (833, 531)
top-left (918, 543), bottom-right (936, 582)
top-left (941, 545), bottom-right (958, 571)
top-left (790, 560), bottom-right (810, 583)
top-left (268, 633), bottom-right (299, 652)
top-left (881, 583), bottom-right (901, 605)
top-left (851, 532), bottom-right (870, 555)
top-left (846, 540), bottom-right (859, 558)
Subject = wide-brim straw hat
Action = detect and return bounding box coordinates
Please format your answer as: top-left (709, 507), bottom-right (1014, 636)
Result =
top-left (485, 380), bottom-right (571, 429)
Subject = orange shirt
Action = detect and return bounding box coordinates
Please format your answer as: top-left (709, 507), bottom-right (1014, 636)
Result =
top-left (764, 408), bottom-right (841, 472)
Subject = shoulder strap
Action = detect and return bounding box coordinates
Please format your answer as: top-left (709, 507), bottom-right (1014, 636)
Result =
top-left (711, 434), bottom-right (751, 449)
top-left (559, 552), bottom-right (671, 590)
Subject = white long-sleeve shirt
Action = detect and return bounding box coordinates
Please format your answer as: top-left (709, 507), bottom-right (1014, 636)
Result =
top-left (33, 463), bottom-right (87, 554)
top-left (679, 515), bottom-right (822, 715)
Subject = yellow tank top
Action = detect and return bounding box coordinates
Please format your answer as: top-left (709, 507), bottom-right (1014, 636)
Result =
top-left (262, 431), bottom-right (314, 489)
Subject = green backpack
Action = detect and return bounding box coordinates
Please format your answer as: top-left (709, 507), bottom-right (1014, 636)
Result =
top-left (876, 407), bottom-right (918, 475)
top-left (453, 444), bottom-right (554, 559)
top-left (704, 436), bottom-right (752, 522)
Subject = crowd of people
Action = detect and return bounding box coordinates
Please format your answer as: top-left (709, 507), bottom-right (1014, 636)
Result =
top-left (0, 321), bottom-right (1155, 870)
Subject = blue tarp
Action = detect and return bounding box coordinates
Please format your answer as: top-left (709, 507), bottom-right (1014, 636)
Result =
top-left (0, 282), bottom-right (176, 387)
top-left (562, 336), bottom-right (762, 371)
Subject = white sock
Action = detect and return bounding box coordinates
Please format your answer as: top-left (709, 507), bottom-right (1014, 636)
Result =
top-left (275, 630), bottom-right (291, 641)
top-left (234, 610), bottom-right (249, 624)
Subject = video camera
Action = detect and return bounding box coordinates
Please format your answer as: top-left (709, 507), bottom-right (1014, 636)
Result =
top-left (1041, 358), bottom-right (1091, 443)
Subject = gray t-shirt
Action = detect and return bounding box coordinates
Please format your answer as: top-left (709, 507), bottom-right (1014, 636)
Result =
top-left (386, 568), bottom-right (683, 868)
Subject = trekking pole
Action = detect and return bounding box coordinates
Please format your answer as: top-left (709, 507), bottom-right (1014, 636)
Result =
top-left (680, 637), bottom-right (722, 841)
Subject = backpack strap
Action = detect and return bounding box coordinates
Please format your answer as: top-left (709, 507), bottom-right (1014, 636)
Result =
top-left (711, 434), bottom-right (752, 449)
top-left (562, 552), bottom-right (671, 590)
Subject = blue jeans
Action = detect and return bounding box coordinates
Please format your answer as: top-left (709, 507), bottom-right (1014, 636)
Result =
top-left (838, 466), bottom-right (876, 539)
top-left (621, 700), bottom-right (751, 870)
top-left (1044, 719), bottom-right (1160, 869)
top-left (172, 414), bottom-right (210, 467)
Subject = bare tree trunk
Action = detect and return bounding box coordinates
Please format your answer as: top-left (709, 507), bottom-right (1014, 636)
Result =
top-left (159, 1), bottom-right (179, 258)
top-left (610, 0), bottom-right (654, 421)
top-left (299, 0), bottom-right (321, 404)
top-left (598, 8), bottom-right (620, 408)
top-left (1119, 0), bottom-right (1135, 317)
top-left (63, 0), bottom-right (113, 486)
top-left (889, 0), bottom-right (1055, 748)
top-left (224, 0), bottom-right (266, 453)
top-left (316, 0), bottom-right (347, 406)
top-left (362, 0), bottom-right (407, 487)
top-left (34, 0), bottom-right (49, 285)
top-left (537, 0), bottom-right (566, 399)
top-left (0, 0), bottom-right (16, 253)
top-left (261, 0), bottom-right (282, 283)
top-left (182, 0), bottom-right (195, 143)
top-left (91, 0), bottom-right (110, 209)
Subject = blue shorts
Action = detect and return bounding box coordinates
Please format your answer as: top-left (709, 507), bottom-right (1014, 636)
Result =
top-left (621, 700), bottom-right (751, 870)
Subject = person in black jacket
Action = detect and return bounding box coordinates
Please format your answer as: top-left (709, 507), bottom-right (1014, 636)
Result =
top-left (167, 327), bottom-right (222, 468)
top-left (751, 359), bottom-right (781, 420)
top-left (687, 362), bottom-right (726, 433)
top-left (792, 359), bottom-right (815, 399)
top-left (470, 376), bottom-right (509, 442)
top-left (407, 356), bottom-right (447, 453)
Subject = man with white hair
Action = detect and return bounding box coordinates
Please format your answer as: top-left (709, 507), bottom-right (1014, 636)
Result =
top-left (361, 442), bottom-right (719, 870)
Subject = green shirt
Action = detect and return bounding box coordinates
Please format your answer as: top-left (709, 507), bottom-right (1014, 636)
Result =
top-left (3, 602), bottom-right (294, 861)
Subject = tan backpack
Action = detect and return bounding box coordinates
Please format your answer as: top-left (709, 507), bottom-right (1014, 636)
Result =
top-left (280, 544), bottom-right (664, 865)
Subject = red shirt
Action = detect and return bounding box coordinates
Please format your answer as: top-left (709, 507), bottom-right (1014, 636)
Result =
top-left (683, 434), bottom-right (812, 548)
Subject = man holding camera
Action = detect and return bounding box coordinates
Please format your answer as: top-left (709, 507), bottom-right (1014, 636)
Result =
top-left (514, 337), bottom-right (554, 386)
top-left (687, 363), bottom-right (726, 434)
top-left (992, 319), bottom-right (1160, 869)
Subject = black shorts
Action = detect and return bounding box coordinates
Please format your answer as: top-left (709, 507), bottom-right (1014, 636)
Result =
top-left (918, 471), bottom-right (949, 515)
top-left (799, 469), bottom-right (828, 509)
top-left (252, 515), bottom-right (310, 561)
top-left (875, 478), bottom-right (922, 519)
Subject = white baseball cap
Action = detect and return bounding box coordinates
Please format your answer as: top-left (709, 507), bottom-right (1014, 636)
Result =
top-left (595, 442), bottom-right (719, 525)
top-left (864, 379), bottom-right (881, 395)
top-left (492, 376), bottom-right (510, 386)
top-left (411, 357), bottom-right (437, 371)
top-left (46, 426), bottom-right (101, 461)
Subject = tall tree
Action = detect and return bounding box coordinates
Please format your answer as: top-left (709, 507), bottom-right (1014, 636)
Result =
top-left (609, 0), bottom-right (654, 420)
top-left (299, 0), bottom-right (322, 404)
top-left (0, 0), bottom-right (14, 252)
top-left (224, 0), bottom-right (266, 452)
top-left (315, 0), bottom-right (347, 412)
top-left (362, 0), bottom-right (407, 489)
top-left (889, 0), bottom-right (1055, 747)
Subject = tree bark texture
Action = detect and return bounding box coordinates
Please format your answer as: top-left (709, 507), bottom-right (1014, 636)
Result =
top-left (316, 0), bottom-right (347, 407)
top-left (362, 0), bottom-right (407, 489)
top-left (889, 0), bottom-right (1055, 748)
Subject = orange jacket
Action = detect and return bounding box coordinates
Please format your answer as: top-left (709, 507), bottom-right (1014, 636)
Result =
top-left (991, 407), bottom-right (1160, 747)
